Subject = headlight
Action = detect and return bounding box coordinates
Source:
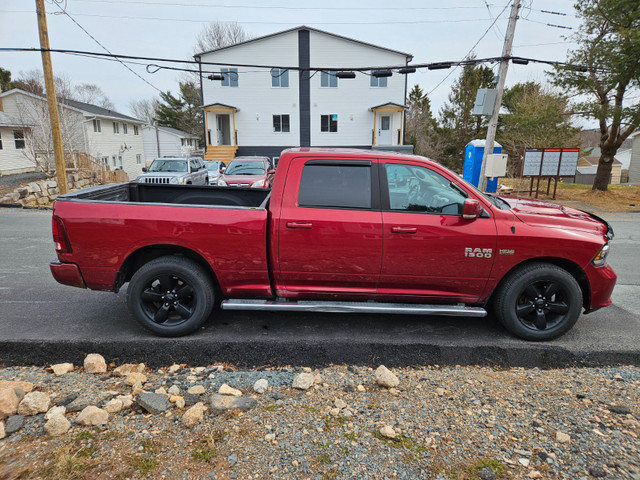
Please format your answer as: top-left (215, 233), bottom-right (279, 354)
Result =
top-left (251, 179), bottom-right (265, 188)
top-left (169, 177), bottom-right (179, 184)
top-left (592, 243), bottom-right (610, 267)
top-left (217, 179), bottom-right (227, 186)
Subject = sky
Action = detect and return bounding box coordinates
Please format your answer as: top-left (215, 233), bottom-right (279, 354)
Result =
top-left (0, 0), bottom-right (582, 121)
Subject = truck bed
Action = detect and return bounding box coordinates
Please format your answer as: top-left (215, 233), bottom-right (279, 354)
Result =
top-left (58, 182), bottom-right (270, 209)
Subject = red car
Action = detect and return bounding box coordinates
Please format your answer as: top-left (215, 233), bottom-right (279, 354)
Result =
top-left (216, 156), bottom-right (275, 188)
top-left (50, 148), bottom-right (616, 340)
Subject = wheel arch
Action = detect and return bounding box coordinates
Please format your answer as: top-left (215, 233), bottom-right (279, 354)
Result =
top-left (115, 244), bottom-right (221, 296)
top-left (490, 257), bottom-right (590, 310)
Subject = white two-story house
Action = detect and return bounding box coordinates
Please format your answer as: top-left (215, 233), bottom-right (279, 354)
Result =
top-left (0, 89), bottom-right (144, 180)
top-left (194, 26), bottom-right (413, 163)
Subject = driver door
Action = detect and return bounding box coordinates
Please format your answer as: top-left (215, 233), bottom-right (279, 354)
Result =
top-left (379, 161), bottom-right (497, 302)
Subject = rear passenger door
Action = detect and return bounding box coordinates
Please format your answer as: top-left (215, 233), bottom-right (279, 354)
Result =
top-left (276, 158), bottom-right (383, 296)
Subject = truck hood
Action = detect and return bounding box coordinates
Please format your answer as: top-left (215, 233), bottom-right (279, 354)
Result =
top-left (499, 196), bottom-right (613, 239)
top-left (221, 173), bottom-right (267, 185)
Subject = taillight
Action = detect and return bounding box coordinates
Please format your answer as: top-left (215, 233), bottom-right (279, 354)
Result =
top-left (52, 216), bottom-right (72, 253)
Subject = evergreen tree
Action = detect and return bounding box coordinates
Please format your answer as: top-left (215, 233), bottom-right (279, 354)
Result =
top-left (405, 85), bottom-right (439, 159)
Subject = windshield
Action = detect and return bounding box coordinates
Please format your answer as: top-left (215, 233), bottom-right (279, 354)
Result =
top-left (148, 159), bottom-right (188, 173)
top-left (204, 161), bottom-right (222, 171)
top-left (224, 161), bottom-right (266, 176)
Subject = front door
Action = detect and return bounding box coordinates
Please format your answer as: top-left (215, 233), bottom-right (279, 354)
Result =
top-left (216, 114), bottom-right (231, 145)
top-left (378, 115), bottom-right (392, 145)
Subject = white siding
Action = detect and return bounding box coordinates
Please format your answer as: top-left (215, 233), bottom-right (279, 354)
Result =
top-left (142, 127), bottom-right (181, 159)
top-left (630, 135), bottom-right (640, 183)
top-left (86, 118), bottom-right (144, 180)
top-left (0, 126), bottom-right (36, 174)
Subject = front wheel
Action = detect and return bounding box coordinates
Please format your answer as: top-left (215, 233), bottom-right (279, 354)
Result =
top-left (493, 263), bottom-right (583, 341)
top-left (127, 256), bottom-right (214, 336)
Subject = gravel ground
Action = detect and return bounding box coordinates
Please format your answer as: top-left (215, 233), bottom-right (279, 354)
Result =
top-left (0, 361), bottom-right (638, 480)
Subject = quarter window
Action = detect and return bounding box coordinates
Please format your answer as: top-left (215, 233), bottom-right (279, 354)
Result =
top-left (13, 130), bottom-right (25, 149)
top-left (221, 68), bottom-right (239, 87)
top-left (370, 71), bottom-right (388, 87)
top-left (93, 119), bottom-right (101, 133)
top-left (271, 68), bottom-right (289, 87)
top-left (320, 114), bottom-right (338, 133)
top-left (320, 71), bottom-right (338, 88)
top-left (273, 114), bottom-right (290, 133)
top-left (384, 163), bottom-right (466, 215)
top-left (299, 164), bottom-right (371, 209)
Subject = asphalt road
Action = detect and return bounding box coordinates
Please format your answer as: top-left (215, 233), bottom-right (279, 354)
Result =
top-left (0, 207), bottom-right (638, 368)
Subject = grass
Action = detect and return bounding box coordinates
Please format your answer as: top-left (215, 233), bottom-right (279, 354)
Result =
top-left (41, 446), bottom-right (92, 480)
top-left (322, 415), bottom-right (350, 431)
top-left (126, 456), bottom-right (159, 475)
top-left (372, 431), bottom-right (427, 454)
top-left (73, 430), bottom-right (95, 441)
top-left (191, 447), bottom-right (217, 462)
top-left (343, 432), bottom-right (358, 441)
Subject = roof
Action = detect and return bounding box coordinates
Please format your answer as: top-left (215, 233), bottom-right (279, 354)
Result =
top-left (142, 125), bottom-right (199, 138)
top-left (0, 88), bottom-right (142, 123)
top-left (370, 102), bottom-right (408, 111)
top-left (467, 139), bottom-right (502, 148)
top-left (202, 102), bottom-right (239, 111)
top-left (194, 25), bottom-right (413, 60)
top-left (0, 111), bottom-right (33, 128)
top-left (582, 156), bottom-right (623, 166)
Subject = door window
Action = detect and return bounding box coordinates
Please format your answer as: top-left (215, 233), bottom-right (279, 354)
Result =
top-left (384, 163), bottom-right (466, 215)
top-left (299, 164), bottom-right (371, 209)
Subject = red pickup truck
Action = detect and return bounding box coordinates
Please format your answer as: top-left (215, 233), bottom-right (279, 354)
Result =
top-left (50, 148), bottom-right (616, 341)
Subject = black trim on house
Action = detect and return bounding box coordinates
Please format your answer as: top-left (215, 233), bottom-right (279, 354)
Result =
top-left (298, 30), bottom-right (311, 147)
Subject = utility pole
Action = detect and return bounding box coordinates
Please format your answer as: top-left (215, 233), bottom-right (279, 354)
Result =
top-left (35, 0), bottom-right (68, 194)
top-left (478, 0), bottom-right (521, 192)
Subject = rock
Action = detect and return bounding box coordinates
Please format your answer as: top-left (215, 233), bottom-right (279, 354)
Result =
top-left (125, 372), bottom-right (148, 386)
top-left (175, 397), bottom-right (186, 409)
top-left (518, 458), bottom-right (530, 467)
top-left (0, 388), bottom-right (19, 420)
top-left (219, 384), bottom-right (242, 397)
top-left (4, 415), bottom-right (24, 435)
top-left (168, 385), bottom-right (181, 396)
top-left (357, 385), bottom-right (366, 392)
top-left (477, 467), bottom-right (496, 480)
top-left (0, 421), bottom-right (4, 439)
top-left (607, 404), bottom-right (632, 415)
top-left (76, 406), bottom-right (109, 426)
top-left (228, 453), bottom-right (238, 467)
top-left (51, 363), bottom-right (74, 376)
top-left (379, 425), bottom-right (397, 439)
top-left (18, 392), bottom-right (50, 416)
top-left (182, 402), bottom-right (206, 428)
top-left (0, 380), bottom-right (33, 394)
top-left (209, 394), bottom-right (257, 414)
top-left (389, 388), bottom-right (400, 395)
top-left (84, 353), bottom-right (107, 374)
top-left (589, 466), bottom-right (607, 478)
top-left (183, 393), bottom-right (200, 406)
top-left (265, 433), bottom-right (276, 442)
top-left (292, 373), bottom-right (315, 390)
top-left (155, 387), bottom-right (167, 395)
top-left (329, 408), bottom-right (341, 416)
top-left (45, 406), bottom-right (66, 420)
top-left (187, 385), bottom-right (206, 395)
top-left (66, 396), bottom-right (92, 413)
top-left (117, 395), bottom-right (134, 409)
top-left (528, 471), bottom-right (543, 479)
top-left (44, 415), bottom-right (71, 436)
top-left (375, 365), bottom-right (399, 388)
top-left (168, 364), bottom-right (182, 374)
top-left (435, 388), bottom-right (446, 396)
top-left (334, 398), bottom-right (347, 409)
top-left (253, 379), bottom-right (268, 394)
top-left (104, 399), bottom-right (123, 414)
top-left (556, 431), bottom-right (571, 443)
top-left (113, 363), bottom-right (146, 377)
top-left (136, 393), bottom-right (172, 414)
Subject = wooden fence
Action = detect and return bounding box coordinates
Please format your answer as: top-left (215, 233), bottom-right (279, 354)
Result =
top-left (64, 152), bottom-right (129, 183)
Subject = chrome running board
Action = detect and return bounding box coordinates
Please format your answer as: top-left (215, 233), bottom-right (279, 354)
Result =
top-left (221, 299), bottom-right (487, 317)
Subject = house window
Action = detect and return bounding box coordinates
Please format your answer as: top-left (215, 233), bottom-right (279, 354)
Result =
top-left (100, 156), bottom-right (109, 165)
top-left (117, 155), bottom-right (123, 169)
top-left (93, 119), bottom-right (101, 133)
top-left (0, 131), bottom-right (2, 150)
top-left (123, 123), bottom-right (128, 134)
top-left (370, 71), bottom-right (388, 87)
top-left (136, 154), bottom-right (142, 165)
top-left (273, 114), bottom-right (290, 133)
top-left (321, 71), bottom-right (338, 88)
top-left (112, 122), bottom-right (119, 134)
top-left (320, 114), bottom-right (338, 133)
top-left (271, 68), bottom-right (289, 88)
top-left (133, 125), bottom-right (139, 135)
top-left (221, 68), bottom-right (239, 87)
top-left (112, 155), bottom-right (117, 167)
top-left (13, 130), bottom-right (25, 149)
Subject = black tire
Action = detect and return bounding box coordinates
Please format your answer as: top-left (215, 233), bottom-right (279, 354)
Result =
top-left (493, 262), bottom-right (582, 341)
top-left (127, 256), bottom-right (214, 336)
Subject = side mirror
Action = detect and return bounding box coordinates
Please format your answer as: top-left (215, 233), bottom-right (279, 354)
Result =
top-left (142, 167), bottom-right (147, 172)
top-left (268, 169), bottom-right (276, 175)
top-left (220, 167), bottom-right (226, 173)
top-left (462, 198), bottom-right (482, 220)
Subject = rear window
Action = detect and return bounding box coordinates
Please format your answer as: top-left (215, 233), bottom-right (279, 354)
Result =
top-left (298, 164), bottom-right (371, 209)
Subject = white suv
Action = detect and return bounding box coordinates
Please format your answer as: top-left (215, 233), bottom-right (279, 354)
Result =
top-left (136, 157), bottom-right (208, 185)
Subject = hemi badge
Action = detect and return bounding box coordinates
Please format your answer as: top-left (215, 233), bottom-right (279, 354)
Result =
top-left (499, 249), bottom-right (515, 255)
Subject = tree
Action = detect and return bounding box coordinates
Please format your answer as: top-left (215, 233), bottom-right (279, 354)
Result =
top-left (193, 21), bottom-right (251, 54)
top-left (129, 97), bottom-right (160, 124)
top-left (405, 85), bottom-right (440, 159)
top-left (75, 83), bottom-right (114, 109)
top-left (498, 82), bottom-right (581, 176)
top-left (551, 0), bottom-right (640, 191)
top-left (0, 67), bottom-right (12, 92)
top-left (154, 80), bottom-right (203, 139)
top-left (437, 61), bottom-right (495, 170)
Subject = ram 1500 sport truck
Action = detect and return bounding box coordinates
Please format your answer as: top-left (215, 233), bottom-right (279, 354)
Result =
top-left (50, 148), bottom-right (616, 340)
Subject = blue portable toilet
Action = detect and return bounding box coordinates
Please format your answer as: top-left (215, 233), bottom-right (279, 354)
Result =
top-left (463, 139), bottom-right (502, 193)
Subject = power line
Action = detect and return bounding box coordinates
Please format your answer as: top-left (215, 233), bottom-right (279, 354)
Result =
top-left (48, 2), bottom-right (165, 93)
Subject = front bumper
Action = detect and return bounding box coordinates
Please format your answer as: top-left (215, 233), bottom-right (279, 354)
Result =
top-left (50, 261), bottom-right (86, 289)
top-left (585, 263), bottom-right (616, 312)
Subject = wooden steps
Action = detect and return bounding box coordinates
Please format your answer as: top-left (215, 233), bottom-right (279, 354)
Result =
top-left (205, 145), bottom-right (238, 164)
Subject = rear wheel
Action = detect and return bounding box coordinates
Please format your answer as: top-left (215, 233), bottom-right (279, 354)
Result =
top-left (494, 263), bottom-right (582, 341)
top-left (127, 256), bottom-right (214, 336)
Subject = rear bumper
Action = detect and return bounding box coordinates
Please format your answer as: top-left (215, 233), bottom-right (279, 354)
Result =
top-left (585, 263), bottom-right (616, 311)
top-left (50, 261), bottom-right (86, 289)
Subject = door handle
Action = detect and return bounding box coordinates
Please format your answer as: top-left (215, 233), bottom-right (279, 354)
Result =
top-left (391, 226), bottom-right (417, 234)
top-left (286, 222), bottom-right (313, 229)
